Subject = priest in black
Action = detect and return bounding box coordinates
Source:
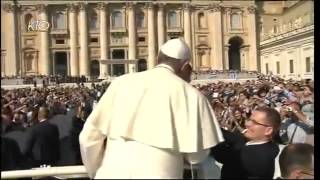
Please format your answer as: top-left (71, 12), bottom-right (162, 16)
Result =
top-left (211, 107), bottom-right (281, 179)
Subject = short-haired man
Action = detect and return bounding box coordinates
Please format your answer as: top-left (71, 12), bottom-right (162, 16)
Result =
top-left (211, 107), bottom-right (281, 179)
top-left (278, 143), bottom-right (314, 179)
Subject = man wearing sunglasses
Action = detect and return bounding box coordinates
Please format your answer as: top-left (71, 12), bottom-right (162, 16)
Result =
top-left (210, 106), bottom-right (281, 179)
top-left (278, 143), bottom-right (314, 179)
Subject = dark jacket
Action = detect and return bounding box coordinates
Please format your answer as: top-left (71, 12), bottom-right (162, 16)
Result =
top-left (25, 120), bottom-right (60, 167)
top-left (210, 128), bottom-right (279, 179)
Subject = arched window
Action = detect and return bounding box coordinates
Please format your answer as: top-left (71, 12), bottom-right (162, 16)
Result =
top-left (198, 12), bottom-right (206, 28)
top-left (112, 11), bottom-right (123, 28)
top-left (52, 12), bottom-right (65, 29)
top-left (231, 13), bottom-right (241, 29)
top-left (136, 11), bottom-right (145, 28)
top-left (25, 14), bottom-right (33, 31)
top-left (90, 10), bottom-right (98, 30)
top-left (168, 11), bottom-right (178, 28)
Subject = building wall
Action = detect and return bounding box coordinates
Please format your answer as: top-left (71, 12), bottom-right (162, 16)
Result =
top-left (1, 0), bottom-right (259, 77)
top-left (259, 0), bottom-right (314, 80)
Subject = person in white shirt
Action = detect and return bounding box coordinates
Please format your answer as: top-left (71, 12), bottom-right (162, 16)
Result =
top-left (79, 38), bottom-right (224, 179)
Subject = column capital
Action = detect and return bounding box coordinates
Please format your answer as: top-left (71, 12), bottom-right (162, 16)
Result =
top-left (67, 4), bottom-right (78, 13)
top-left (97, 2), bottom-right (108, 10)
top-left (182, 3), bottom-right (192, 10)
top-left (36, 4), bottom-right (47, 13)
top-left (224, 7), bottom-right (232, 14)
top-left (126, 2), bottom-right (136, 10)
top-left (209, 3), bottom-right (221, 12)
top-left (2, 3), bottom-right (16, 12)
top-left (157, 3), bottom-right (166, 10)
top-left (247, 5), bottom-right (257, 14)
top-left (78, 2), bottom-right (86, 11)
top-left (146, 2), bottom-right (154, 9)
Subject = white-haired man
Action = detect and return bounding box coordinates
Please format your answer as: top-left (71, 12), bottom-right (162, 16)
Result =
top-left (79, 38), bottom-right (223, 178)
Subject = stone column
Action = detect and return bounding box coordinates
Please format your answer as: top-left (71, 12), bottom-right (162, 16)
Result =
top-left (68, 4), bottom-right (79, 77)
top-left (78, 3), bottom-right (90, 77)
top-left (98, 2), bottom-right (109, 78)
top-left (240, 45), bottom-right (249, 71)
top-left (147, 3), bottom-right (156, 69)
top-left (183, 4), bottom-right (192, 48)
top-left (224, 45), bottom-right (230, 70)
top-left (247, 6), bottom-right (258, 71)
top-left (37, 4), bottom-right (50, 75)
top-left (157, 3), bottom-right (165, 49)
top-left (127, 2), bottom-right (137, 73)
top-left (209, 3), bottom-right (223, 70)
top-left (3, 3), bottom-right (19, 76)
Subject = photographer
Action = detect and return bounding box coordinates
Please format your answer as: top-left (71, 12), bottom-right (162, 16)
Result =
top-left (278, 102), bottom-right (313, 144)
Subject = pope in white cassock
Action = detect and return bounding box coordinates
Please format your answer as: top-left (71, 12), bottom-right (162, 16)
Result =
top-left (79, 38), bottom-right (224, 179)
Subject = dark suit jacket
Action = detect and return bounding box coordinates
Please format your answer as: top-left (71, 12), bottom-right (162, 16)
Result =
top-left (1, 137), bottom-right (23, 171)
top-left (25, 120), bottom-right (60, 167)
top-left (210, 128), bottom-right (279, 179)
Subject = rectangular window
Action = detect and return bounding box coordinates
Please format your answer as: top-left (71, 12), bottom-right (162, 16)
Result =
top-left (53, 12), bottom-right (65, 29)
top-left (265, 63), bottom-right (269, 74)
top-left (138, 37), bottom-right (145, 42)
top-left (90, 38), bottom-right (99, 43)
top-left (56, 39), bottom-right (65, 44)
top-left (231, 13), bottom-right (241, 29)
top-left (276, 61), bottom-right (280, 74)
top-left (289, 60), bottom-right (294, 73)
top-left (306, 57), bottom-right (311, 72)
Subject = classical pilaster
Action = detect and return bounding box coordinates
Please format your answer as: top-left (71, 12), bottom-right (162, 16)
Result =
top-left (127, 2), bottom-right (137, 73)
top-left (98, 2), bottom-right (109, 78)
top-left (78, 3), bottom-right (90, 76)
top-left (3, 3), bottom-right (19, 76)
top-left (68, 4), bottom-right (79, 77)
top-left (247, 5), bottom-right (258, 71)
top-left (147, 3), bottom-right (156, 69)
top-left (208, 3), bottom-right (223, 70)
top-left (157, 3), bottom-right (165, 49)
top-left (37, 4), bottom-right (50, 75)
top-left (224, 45), bottom-right (230, 70)
top-left (183, 4), bottom-right (192, 49)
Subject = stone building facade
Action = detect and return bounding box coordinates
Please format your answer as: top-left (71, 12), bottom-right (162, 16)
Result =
top-left (1, 0), bottom-right (259, 78)
top-left (258, 1), bottom-right (314, 80)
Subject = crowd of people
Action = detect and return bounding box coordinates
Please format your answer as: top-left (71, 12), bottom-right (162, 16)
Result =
top-left (1, 82), bottom-right (110, 170)
top-left (1, 40), bottom-right (313, 179)
top-left (1, 74), bottom-right (314, 171)
top-left (197, 75), bottom-right (314, 146)
top-left (1, 73), bottom-right (314, 177)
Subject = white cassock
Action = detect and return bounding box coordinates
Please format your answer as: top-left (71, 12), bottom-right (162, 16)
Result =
top-left (79, 39), bottom-right (224, 179)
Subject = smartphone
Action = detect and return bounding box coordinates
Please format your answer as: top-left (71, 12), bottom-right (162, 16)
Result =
top-left (212, 92), bottom-right (219, 98)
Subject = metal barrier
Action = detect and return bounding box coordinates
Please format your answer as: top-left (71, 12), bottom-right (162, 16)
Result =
top-left (1, 165), bottom-right (201, 179)
top-left (1, 166), bottom-right (88, 179)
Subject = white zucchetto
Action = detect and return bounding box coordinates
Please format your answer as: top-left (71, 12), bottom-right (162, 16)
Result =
top-left (160, 38), bottom-right (191, 61)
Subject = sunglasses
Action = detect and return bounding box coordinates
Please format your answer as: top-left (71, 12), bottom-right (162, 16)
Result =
top-left (246, 118), bottom-right (271, 127)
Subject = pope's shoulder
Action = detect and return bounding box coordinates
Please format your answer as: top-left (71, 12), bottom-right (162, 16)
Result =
top-left (108, 70), bottom-right (206, 99)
